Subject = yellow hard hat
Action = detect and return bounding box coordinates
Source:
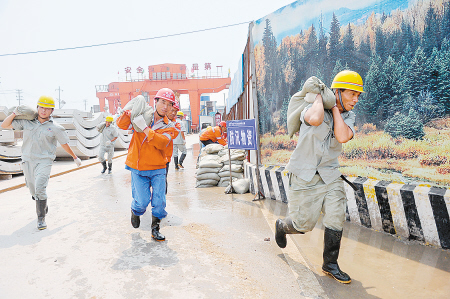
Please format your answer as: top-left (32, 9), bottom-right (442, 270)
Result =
top-left (37, 96), bottom-right (55, 108)
top-left (177, 111), bottom-right (184, 116)
top-left (331, 70), bottom-right (364, 93)
top-left (105, 116), bottom-right (114, 122)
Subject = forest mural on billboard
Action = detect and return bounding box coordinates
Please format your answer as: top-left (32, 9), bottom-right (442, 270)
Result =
top-left (253, 0), bottom-right (450, 187)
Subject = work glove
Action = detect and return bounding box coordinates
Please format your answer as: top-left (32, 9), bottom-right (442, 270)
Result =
top-left (13, 106), bottom-right (23, 116)
top-left (105, 140), bottom-right (111, 146)
top-left (74, 157), bottom-right (82, 167)
top-left (132, 115), bottom-right (148, 132)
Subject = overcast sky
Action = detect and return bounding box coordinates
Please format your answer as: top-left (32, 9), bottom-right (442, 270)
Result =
top-left (0, 0), bottom-right (295, 111)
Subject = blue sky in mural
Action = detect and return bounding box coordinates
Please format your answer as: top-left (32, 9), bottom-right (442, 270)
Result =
top-left (253, 0), bottom-right (409, 44)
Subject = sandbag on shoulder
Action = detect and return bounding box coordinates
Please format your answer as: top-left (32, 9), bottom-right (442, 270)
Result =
top-left (8, 105), bottom-right (37, 120)
top-left (123, 95), bottom-right (154, 133)
top-left (287, 76), bottom-right (336, 138)
top-left (97, 122), bottom-right (106, 133)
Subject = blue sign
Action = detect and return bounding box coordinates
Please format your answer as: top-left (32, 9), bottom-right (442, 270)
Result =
top-left (226, 119), bottom-right (257, 150)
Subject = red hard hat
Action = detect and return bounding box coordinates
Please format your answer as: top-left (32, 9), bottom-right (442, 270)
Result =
top-left (173, 100), bottom-right (180, 110)
top-left (219, 121), bottom-right (226, 127)
top-left (154, 88), bottom-right (176, 104)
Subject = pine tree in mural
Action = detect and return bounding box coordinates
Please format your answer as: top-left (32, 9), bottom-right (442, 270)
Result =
top-left (304, 24), bottom-right (319, 78)
top-left (342, 24), bottom-right (356, 71)
top-left (328, 13), bottom-right (342, 84)
top-left (423, 2), bottom-right (440, 56)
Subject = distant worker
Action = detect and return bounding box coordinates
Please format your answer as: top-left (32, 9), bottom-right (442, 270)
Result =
top-left (199, 121), bottom-right (227, 146)
top-left (275, 70), bottom-right (363, 284)
top-left (97, 116), bottom-right (118, 174)
top-left (173, 111), bottom-right (187, 169)
top-left (116, 88), bottom-right (178, 241)
top-left (1, 96), bottom-right (82, 230)
top-left (164, 100), bottom-right (181, 193)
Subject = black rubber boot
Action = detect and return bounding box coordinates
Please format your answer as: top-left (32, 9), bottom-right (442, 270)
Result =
top-left (174, 157), bottom-right (179, 170)
top-left (322, 227), bottom-right (351, 284)
top-left (131, 210), bottom-right (140, 228)
top-left (101, 161), bottom-right (107, 174)
top-left (108, 163), bottom-right (112, 174)
top-left (151, 215), bottom-right (165, 241)
top-left (275, 217), bottom-right (304, 248)
top-left (179, 153), bottom-right (186, 169)
top-left (36, 200), bottom-right (47, 230)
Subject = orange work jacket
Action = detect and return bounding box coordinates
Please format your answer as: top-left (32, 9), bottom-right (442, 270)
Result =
top-left (117, 111), bottom-right (178, 171)
top-left (164, 119), bottom-right (181, 162)
top-left (199, 126), bottom-right (227, 146)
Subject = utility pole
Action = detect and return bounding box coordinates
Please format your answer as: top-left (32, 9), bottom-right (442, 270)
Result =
top-left (55, 86), bottom-right (63, 108)
top-left (16, 89), bottom-right (23, 105)
top-left (83, 99), bottom-right (87, 111)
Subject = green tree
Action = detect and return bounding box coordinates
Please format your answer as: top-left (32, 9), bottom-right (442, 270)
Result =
top-left (328, 13), bottom-right (342, 73)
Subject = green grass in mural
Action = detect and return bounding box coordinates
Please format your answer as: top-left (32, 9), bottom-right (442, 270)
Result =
top-left (260, 117), bottom-right (450, 187)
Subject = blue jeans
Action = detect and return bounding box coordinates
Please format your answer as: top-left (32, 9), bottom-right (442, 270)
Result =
top-left (126, 166), bottom-right (167, 219)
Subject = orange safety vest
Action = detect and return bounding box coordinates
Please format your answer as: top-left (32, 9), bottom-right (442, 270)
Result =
top-left (117, 111), bottom-right (178, 171)
top-left (199, 126), bottom-right (227, 146)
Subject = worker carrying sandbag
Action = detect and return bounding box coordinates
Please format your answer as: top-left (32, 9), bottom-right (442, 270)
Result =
top-left (173, 111), bottom-right (187, 170)
top-left (275, 70), bottom-right (363, 284)
top-left (116, 88), bottom-right (178, 242)
top-left (199, 121), bottom-right (227, 146)
top-left (1, 96), bottom-right (82, 230)
top-left (97, 116), bottom-right (118, 174)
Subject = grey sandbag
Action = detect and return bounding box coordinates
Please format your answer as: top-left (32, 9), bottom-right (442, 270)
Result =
top-left (199, 160), bottom-right (223, 169)
top-left (226, 178), bottom-right (250, 194)
top-left (203, 143), bottom-right (224, 154)
top-left (97, 122), bottom-right (106, 133)
top-left (287, 76), bottom-right (336, 138)
top-left (220, 164), bottom-right (243, 173)
top-left (196, 179), bottom-right (219, 187)
top-left (195, 167), bottom-right (221, 175)
top-left (196, 173), bottom-right (220, 181)
top-left (8, 105), bottom-right (37, 120)
top-left (218, 171), bottom-right (244, 179)
top-left (123, 95), bottom-right (154, 133)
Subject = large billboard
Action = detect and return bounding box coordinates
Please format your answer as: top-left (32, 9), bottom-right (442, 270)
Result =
top-left (253, 0), bottom-right (450, 187)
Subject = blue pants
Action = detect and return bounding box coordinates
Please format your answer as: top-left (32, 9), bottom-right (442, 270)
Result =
top-left (128, 166), bottom-right (167, 219)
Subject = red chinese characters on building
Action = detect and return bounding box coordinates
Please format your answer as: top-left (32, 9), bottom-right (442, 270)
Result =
top-left (137, 66), bottom-right (144, 73)
top-left (191, 63), bottom-right (199, 72)
top-left (205, 63), bottom-right (211, 70)
top-left (125, 67), bottom-right (131, 73)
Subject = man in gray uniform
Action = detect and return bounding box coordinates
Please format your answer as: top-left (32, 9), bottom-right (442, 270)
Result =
top-left (173, 111), bottom-right (187, 170)
top-left (1, 96), bottom-right (82, 230)
top-left (97, 115), bottom-right (118, 174)
top-left (275, 70), bottom-right (364, 284)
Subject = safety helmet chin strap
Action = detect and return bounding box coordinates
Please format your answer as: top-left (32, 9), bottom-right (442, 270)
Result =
top-left (338, 90), bottom-right (348, 113)
top-left (156, 110), bottom-right (165, 118)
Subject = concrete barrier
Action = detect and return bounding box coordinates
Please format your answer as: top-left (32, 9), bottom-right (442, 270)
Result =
top-left (244, 162), bottom-right (450, 250)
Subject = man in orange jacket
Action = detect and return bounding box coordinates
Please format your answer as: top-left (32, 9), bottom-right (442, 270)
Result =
top-left (199, 121), bottom-right (227, 146)
top-left (117, 88), bottom-right (178, 241)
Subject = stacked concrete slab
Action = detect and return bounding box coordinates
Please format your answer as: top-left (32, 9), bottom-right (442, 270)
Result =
top-left (53, 110), bottom-right (130, 158)
top-left (0, 106), bottom-right (23, 178)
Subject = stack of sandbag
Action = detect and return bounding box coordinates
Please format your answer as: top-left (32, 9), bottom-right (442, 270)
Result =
top-left (123, 95), bottom-right (154, 133)
top-left (217, 148), bottom-right (246, 187)
top-left (195, 144), bottom-right (224, 188)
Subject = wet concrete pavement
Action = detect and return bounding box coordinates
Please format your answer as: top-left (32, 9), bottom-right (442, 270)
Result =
top-left (1, 137), bottom-right (450, 298)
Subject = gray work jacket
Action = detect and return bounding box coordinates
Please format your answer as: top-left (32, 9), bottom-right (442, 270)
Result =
top-left (100, 125), bottom-right (119, 148)
top-left (285, 104), bottom-right (355, 185)
top-left (12, 117), bottom-right (70, 162)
